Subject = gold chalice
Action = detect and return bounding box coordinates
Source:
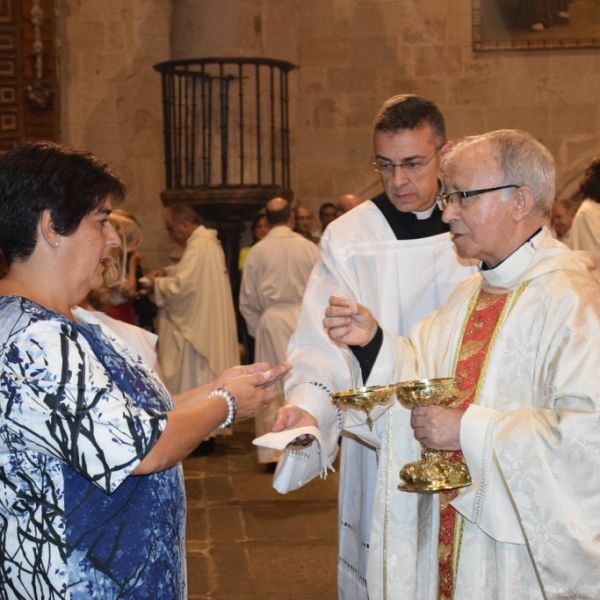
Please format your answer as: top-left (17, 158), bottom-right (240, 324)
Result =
top-left (332, 385), bottom-right (395, 431)
top-left (395, 378), bottom-right (472, 493)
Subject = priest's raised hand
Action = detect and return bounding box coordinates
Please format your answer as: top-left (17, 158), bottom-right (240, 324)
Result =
top-left (323, 294), bottom-right (378, 347)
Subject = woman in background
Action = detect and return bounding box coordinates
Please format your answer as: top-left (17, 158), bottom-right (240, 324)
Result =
top-left (87, 208), bottom-right (142, 324)
top-left (0, 141), bottom-right (289, 598)
top-left (80, 210), bottom-right (164, 376)
top-left (238, 211), bottom-right (269, 271)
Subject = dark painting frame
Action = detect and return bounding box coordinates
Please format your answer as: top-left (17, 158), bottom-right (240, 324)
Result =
top-left (473, 0), bottom-right (600, 51)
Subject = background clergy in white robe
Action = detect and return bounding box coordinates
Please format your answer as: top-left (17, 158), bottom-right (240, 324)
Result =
top-left (147, 204), bottom-right (239, 395)
top-left (240, 198), bottom-right (319, 465)
top-left (570, 197), bottom-right (600, 261)
top-left (271, 95), bottom-right (477, 599)
top-left (569, 158), bottom-right (600, 278)
top-left (325, 129), bottom-right (600, 599)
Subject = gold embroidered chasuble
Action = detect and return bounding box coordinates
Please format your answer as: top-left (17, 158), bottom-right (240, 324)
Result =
top-left (438, 286), bottom-right (512, 600)
top-left (343, 229), bottom-right (600, 600)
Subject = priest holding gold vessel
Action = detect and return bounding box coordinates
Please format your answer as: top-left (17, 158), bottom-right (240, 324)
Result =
top-left (325, 129), bottom-right (600, 599)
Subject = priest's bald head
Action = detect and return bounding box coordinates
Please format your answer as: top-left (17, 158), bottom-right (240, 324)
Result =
top-left (336, 194), bottom-right (364, 216)
top-left (265, 197), bottom-right (293, 229)
top-left (439, 129), bottom-right (555, 269)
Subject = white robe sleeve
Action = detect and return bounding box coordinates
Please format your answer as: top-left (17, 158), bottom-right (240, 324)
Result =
top-left (283, 231), bottom-right (364, 462)
top-left (453, 405), bottom-right (525, 544)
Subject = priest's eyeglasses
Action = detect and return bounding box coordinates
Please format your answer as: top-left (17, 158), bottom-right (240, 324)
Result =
top-left (435, 185), bottom-right (519, 210)
top-left (371, 148), bottom-right (440, 176)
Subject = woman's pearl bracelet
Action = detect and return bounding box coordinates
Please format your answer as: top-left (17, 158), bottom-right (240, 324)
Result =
top-left (209, 388), bottom-right (238, 429)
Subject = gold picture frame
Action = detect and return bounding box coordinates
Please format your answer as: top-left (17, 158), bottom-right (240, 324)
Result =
top-left (473, 0), bottom-right (600, 51)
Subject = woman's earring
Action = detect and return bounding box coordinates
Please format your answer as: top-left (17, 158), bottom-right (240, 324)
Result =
top-left (54, 240), bottom-right (60, 247)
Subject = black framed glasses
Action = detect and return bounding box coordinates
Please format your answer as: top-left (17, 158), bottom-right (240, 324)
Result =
top-left (371, 148), bottom-right (441, 176)
top-left (435, 185), bottom-right (519, 210)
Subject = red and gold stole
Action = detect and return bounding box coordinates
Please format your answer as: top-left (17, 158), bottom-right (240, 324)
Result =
top-left (437, 286), bottom-right (511, 600)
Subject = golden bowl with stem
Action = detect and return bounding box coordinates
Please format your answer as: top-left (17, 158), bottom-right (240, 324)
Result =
top-left (395, 378), bottom-right (472, 493)
top-left (332, 385), bottom-right (395, 431)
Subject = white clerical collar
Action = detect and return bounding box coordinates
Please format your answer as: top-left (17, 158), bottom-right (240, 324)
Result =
top-left (412, 204), bottom-right (436, 220)
top-left (480, 229), bottom-right (545, 287)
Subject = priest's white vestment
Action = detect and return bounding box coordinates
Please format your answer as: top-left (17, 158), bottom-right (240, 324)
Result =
top-left (280, 198), bottom-right (476, 598)
top-left (155, 225), bottom-right (239, 395)
top-left (348, 229), bottom-right (600, 599)
top-left (240, 225), bottom-right (319, 463)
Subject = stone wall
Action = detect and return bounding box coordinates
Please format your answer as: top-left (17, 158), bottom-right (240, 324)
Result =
top-left (56, 0), bottom-right (172, 268)
top-left (58, 0), bottom-right (600, 266)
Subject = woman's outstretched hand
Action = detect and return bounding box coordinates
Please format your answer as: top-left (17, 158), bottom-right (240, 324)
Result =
top-left (212, 362), bottom-right (292, 391)
top-left (323, 295), bottom-right (378, 347)
top-left (219, 362), bottom-right (293, 420)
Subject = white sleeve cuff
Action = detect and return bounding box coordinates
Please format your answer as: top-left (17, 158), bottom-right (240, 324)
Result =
top-left (286, 384), bottom-right (340, 460)
top-left (452, 404), bottom-right (525, 544)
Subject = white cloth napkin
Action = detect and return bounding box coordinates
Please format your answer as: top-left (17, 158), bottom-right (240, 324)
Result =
top-left (253, 426), bottom-right (335, 493)
top-left (252, 425), bottom-right (323, 451)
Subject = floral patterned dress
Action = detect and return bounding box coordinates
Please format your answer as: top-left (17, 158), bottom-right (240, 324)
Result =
top-left (0, 296), bottom-right (186, 599)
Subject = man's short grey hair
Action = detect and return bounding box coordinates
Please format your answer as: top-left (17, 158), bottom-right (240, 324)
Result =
top-left (167, 203), bottom-right (201, 225)
top-left (446, 129), bottom-right (556, 216)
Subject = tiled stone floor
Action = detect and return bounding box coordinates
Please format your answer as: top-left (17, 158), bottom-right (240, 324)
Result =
top-left (183, 419), bottom-right (339, 599)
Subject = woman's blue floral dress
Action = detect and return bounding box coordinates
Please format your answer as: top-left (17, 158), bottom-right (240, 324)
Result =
top-left (0, 296), bottom-right (186, 599)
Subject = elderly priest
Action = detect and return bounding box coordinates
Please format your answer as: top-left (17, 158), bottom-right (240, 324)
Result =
top-left (324, 129), bottom-right (600, 600)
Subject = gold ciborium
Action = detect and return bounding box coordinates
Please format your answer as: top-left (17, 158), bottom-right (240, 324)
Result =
top-left (395, 378), bottom-right (472, 493)
top-left (332, 385), bottom-right (395, 431)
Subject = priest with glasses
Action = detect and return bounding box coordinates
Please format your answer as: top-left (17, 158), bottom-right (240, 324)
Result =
top-left (324, 129), bottom-right (600, 600)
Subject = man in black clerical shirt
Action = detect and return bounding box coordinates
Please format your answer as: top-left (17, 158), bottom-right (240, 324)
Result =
top-left (270, 95), bottom-right (476, 600)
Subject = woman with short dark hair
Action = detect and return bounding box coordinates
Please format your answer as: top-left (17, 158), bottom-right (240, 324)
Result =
top-left (0, 142), bottom-right (289, 598)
